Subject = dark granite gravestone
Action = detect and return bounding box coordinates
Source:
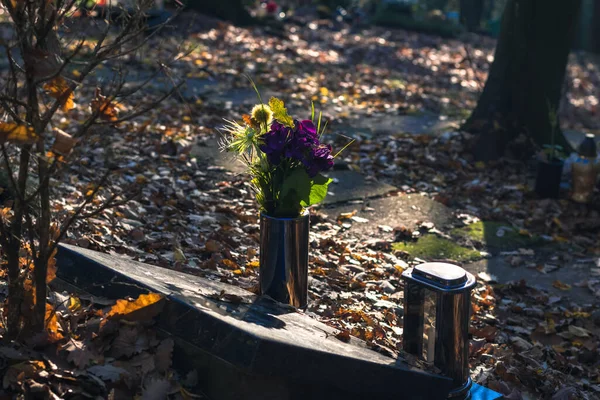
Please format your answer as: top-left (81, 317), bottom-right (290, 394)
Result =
top-left (56, 244), bottom-right (454, 400)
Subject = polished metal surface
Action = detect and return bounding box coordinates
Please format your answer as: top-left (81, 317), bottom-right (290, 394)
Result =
top-left (259, 212), bottom-right (309, 308)
top-left (403, 283), bottom-right (425, 356)
top-left (413, 262), bottom-right (468, 288)
top-left (434, 291), bottom-right (472, 398)
top-left (402, 263), bottom-right (476, 399)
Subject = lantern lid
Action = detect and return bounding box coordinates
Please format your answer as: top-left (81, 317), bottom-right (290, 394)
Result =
top-left (578, 133), bottom-right (597, 158)
top-left (403, 262), bottom-right (476, 292)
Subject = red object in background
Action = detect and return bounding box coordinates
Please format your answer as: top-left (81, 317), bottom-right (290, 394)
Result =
top-left (266, 1), bottom-right (277, 14)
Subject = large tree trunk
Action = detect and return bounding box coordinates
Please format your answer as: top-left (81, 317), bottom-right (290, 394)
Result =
top-left (460, 0), bottom-right (484, 32)
top-left (463, 0), bottom-right (582, 160)
top-left (185, 0), bottom-right (253, 26)
top-left (593, 1), bottom-right (600, 53)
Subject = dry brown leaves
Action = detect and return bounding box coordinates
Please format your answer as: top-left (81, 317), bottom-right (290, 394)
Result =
top-left (91, 87), bottom-right (120, 122)
top-left (0, 292), bottom-right (200, 398)
top-left (104, 293), bottom-right (165, 323)
top-left (0, 122), bottom-right (37, 144)
top-left (44, 76), bottom-right (74, 112)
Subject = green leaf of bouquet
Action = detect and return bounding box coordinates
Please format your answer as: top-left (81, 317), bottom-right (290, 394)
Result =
top-left (280, 168), bottom-right (311, 206)
top-left (302, 173), bottom-right (332, 207)
top-left (269, 97), bottom-right (295, 128)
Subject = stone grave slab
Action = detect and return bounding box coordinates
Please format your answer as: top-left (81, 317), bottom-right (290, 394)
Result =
top-left (463, 256), bottom-right (596, 304)
top-left (56, 244), bottom-right (454, 400)
top-left (192, 135), bottom-right (247, 175)
top-left (323, 170), bottom-right (397, 205)
top-left (334, 114), bottom-right (460, 138)
top-left (320, 193), bottom-right (454, 235)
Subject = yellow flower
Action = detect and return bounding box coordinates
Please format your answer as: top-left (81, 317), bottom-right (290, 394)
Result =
top-left (251, 104), bottom-right (273, 126)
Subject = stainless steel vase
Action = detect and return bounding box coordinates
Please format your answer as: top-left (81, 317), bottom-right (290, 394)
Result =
top-left (259, 212), bottom-right (309, 308)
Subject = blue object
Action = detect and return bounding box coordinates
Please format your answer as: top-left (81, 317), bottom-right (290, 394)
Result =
top-left (446, 11), bottom-right (459, 22)
top-left (470, 383), bottom-right (504, 400)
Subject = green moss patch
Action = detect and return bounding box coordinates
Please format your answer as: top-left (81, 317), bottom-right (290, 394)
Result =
top-left (451, 221), bottom-right (540, 251)
top-left (392, 235), bottom-right (482, 263)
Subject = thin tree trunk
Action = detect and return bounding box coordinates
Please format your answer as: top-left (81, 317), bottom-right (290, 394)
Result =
top-left (463, 0), bottom-right (582, 160)
top-left (6, 147), bottom-right (32, 338)
top-left (33, 165), bottom-right (50, 332)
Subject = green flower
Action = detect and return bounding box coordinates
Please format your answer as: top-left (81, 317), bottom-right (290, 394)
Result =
top-left (220, 119), bottom-right (261, 156)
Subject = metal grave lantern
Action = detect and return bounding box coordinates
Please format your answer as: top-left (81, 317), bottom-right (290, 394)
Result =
top-left (402, 262), bottom-right (476, 399)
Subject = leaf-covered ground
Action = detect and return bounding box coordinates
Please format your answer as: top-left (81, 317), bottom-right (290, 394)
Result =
top-left (1, 9), bottom-right (600, 399)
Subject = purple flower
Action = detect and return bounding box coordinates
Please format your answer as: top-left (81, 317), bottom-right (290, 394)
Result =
top-left (260, 121), bottom-right (291, 164)
top-left (297, 120), bottom-right (318, 139)
top-left (260, 119), bottom-right (334, 176)
top-left (284, 119), bottom-right (319, 159)
top-left (304, 144), bottom-right (334, 177)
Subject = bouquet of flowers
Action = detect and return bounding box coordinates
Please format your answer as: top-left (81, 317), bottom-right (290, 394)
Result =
top-left (221, 96), bottom-right (346, 218)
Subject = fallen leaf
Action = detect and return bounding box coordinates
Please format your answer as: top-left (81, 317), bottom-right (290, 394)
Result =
top-left (154, 338), bottom-right (174, 373)
top-left (142, 378), bottom-right (171, 400)
top-left (205, 239), bottom-right (221, 253)
top-left (221, 259), bottom-right (237, 269)
top-left (129, 352), bottom-right (155, 374)
top-left (62, 340), bottom-right (97, 368)
top-left (553, 280), bottom-right (572, 291)
top-left (105, 293), bottom-right (164, 323)
top-left (337, 210), bottom-right (357, 220)
top-left (568, 325), bottom-right (590, 338)
top-left (45, 303), bottom-right (64, 342)
top-left (470, 325), bottom-right (497, 341)
top-left (46, 249), bottom-right (58, 283)
top-left (552, 386), bottom-right (577, 400)
top-left (335, 330), bottom-right (351, 343)
top-left (2, 361), bottom-right (45, 389)
top-left (87, 364), bottom-right (128, 382)
top-left (68, 296), bottom-right (82, 312)
top-left (111, 326), bottom-right (149, 358)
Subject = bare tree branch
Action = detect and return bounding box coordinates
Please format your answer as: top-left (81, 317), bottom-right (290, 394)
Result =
top-left (96, 81), bottom-right (184, 125)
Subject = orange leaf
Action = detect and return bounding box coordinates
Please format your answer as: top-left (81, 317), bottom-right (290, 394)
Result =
top-left (221, 259), bottom-right (237, 269)
top-left (46, 303), bottom-right (64, 342)
top-left (105, 293), bottom-right (164, 322)
top-left (47, 249), bottom-right (58, 283)
top-left (0, 122), bottom-right (38, 144)
top-left (0, 207), bottom-right (12, 224)
top-left (23, 277), bottom-right (36, 305)
top-left (91, 87), bottom-right (119, 122)
top-left (44, 76), bottom-right (74, 112)
top-left (552, 280), bottom-right (572, 291)
top-left (335, 330), bottom-right (351, 343)
top-left (242, 114), bottom-right (253, 126)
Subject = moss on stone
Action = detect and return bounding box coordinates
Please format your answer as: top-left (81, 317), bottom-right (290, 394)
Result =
top-left (392, 235), bottom-right (482, 262)
top-left (451, 221), bottom-right (540, 250)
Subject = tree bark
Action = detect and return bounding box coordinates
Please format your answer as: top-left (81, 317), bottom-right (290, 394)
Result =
top-left (185, 0), bottom-right (253, 26)
top-left (460, 0), bottom-right (484, 32)
top-left (462, 0), bottom-right (582, 160)
top-left (593, 0), bottom-right (600, 53)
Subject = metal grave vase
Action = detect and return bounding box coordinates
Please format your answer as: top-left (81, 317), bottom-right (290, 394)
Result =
top-left (402, 262), bottom-right (476, 399)
top-left (259, 212), bottom-right (309, 308)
